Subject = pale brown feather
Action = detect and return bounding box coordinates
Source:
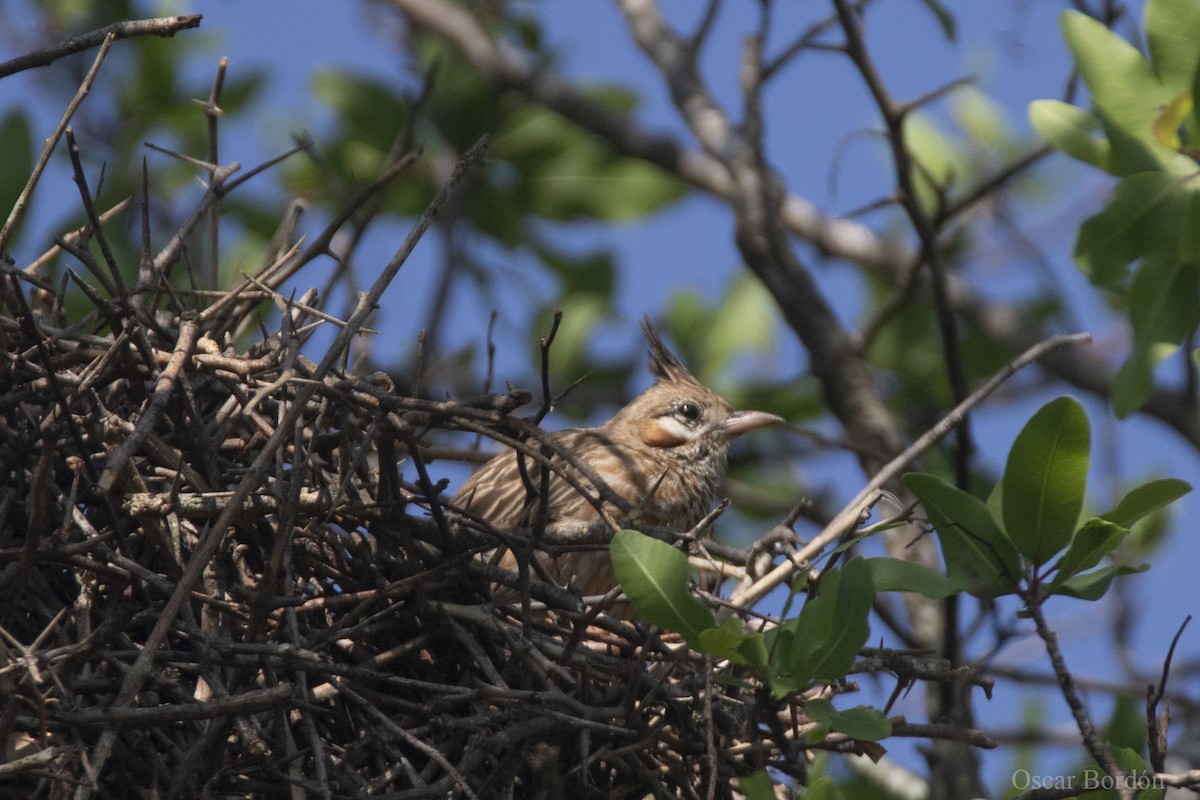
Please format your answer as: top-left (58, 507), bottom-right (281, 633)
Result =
top-left (451, 319), bottom-right (782, 610)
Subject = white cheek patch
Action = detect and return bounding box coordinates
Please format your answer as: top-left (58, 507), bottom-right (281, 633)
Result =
top-left (639, 416), bottom-right (692, 448)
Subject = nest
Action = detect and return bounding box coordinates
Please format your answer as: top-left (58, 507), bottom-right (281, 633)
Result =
top-left (0, 91), bottom-right (1003, 796)
top-left (0, 137), bottom-right (876, 798)
top-left (0, 259), bottom-right (813, 799)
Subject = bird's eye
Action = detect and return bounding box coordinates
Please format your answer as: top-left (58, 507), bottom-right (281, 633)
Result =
top-left (674, 401), bottom-right (702, 424)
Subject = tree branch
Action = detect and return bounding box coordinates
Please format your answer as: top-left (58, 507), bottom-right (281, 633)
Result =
top-left (0, 15), bottom-right (202, 78)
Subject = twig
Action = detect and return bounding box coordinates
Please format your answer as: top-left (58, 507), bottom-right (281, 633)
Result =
top-left (64, 128), bottom-right (129, 297)
top-left (97, 314), bottom-right (201, 492)
top-left (55, 684), bottom-right (293, 726)
top-left (1147, 614), bottom-right (1190, 772)
top-left (728, 331), bottom-right (1091, 608)
top-left (535, 310), bottom-right (563, 425)
top-left (0, 33), bottom-right (116, 257)
top-left (202, 57), bottom-right (228, 291)
top-left (1023, 592), bottom-right (1128, 799)
top-left (0, 15), bottom-right (201, 78)
top-left (311, 139), bottom-right (485, 379)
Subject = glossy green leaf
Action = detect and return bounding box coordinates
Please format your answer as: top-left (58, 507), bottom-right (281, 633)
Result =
top-left (1074, 172), bottom-right (1186, 287)
top-left (1047, 518), bottom-right (1126, 594)
top-left (696, 617), bottom-right (748, 661)
top-left (736, 631), bottom-right (771, 675)
top-left (1002, 397), bottom-right (1091, 566)
top-left (861, 556), bottom-right (964, 600)
top-left (1112, 249), bottom-right (1200, 416)
top-left (610, 530), bottom-right (715, 646)
top-left (1029, 99), bottom-right (1111, 169)
top-left (1061, 10), bottom-right (1176, 173)
top-left (903, 473), bottom-right (1023, 597)
top-left (1101, 478), bottom-right (1193, 527)
top-left (805, 698), bottom-right (894, 741)
top-left (1146, 0), bottom-right (1200, 95)
top-left (785, 559), bottom-right (875, 684)
top-left (1053, 562), bottom-right (1149, 601)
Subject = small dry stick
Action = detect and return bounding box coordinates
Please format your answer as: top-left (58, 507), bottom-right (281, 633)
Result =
top-left (0, 15), bottom-right (201, 78)
top-left (1148, 614), bottom-right (1190, 772)
top-left (0, 34), bottom-right (116, 256)
top-left (1024, 594), bottom-right (1129, 799)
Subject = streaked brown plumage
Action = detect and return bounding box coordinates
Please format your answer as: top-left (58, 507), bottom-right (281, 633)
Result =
top-left (453, 318), bottom-right (783, 608)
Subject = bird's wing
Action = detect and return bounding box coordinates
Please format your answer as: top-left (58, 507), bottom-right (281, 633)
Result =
top-left (451, 429), bottom-right (611, 528)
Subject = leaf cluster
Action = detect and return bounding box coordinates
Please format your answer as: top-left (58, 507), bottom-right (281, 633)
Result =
top-left (906, 396), bottom-right (1189, 601)
top-left (1031, 0), bottom-right (1200, 415)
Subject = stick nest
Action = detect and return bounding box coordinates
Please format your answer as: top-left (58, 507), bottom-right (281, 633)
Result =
top-left (0, 242), bottom-right (837, 798)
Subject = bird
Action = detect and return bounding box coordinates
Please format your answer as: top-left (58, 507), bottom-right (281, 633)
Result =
top-left (452, 317), bottom-right (783, 611)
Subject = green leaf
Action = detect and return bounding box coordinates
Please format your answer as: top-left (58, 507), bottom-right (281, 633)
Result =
top-left (1047, 518), bottom-right (1127, 594)
top-left (736, 632), bottom-right (771, 675)
top-left (1146, 0), bottom-right (1200, 95)
top-left (1002, 397), bottom-right (1091, 566)
top-left (861, 557), bottom-right (964, 600)
top-left (1054, 563), bottom-right (1149, 601)
top-left (696, 617), bottom-right (748, 661)
top-left (1112, 345), bottom-right (1172, 419)
top-left (1104, 694), bottom-right (1152, 755)
top-left (312, 70), bottom-right (409, 154)
top-left (902, 113), bottom-right (964, 213)
top-left (1112, 249), bottom-right (1200, 416)
top-left (1077, 747), bottom-right (1164, 800)
top-left (785, 559), bottom-right (875, 684)
top-left (953, 88), bottom-right (1014, 154)
top-left (903, 473), bottom-right (1023, 597)
top-left (698, 274), bottom-right (777, 382)
top-left (1114, 748), bottom-right (1163, 800)
top-left (610, 530), bottom-right (715, 646)
top-left (805, 699), bottom-right (894, 741)
top-left (1074, 172), bottom-right (1187, 287)
top-left (1029, 99), bottom-right (1111, 169)
top-left (1101, 477), bottom-right (1192, 527)
top-left (1061, 10), bottom-right (1177, 174)
top-left (1130, 249), bottom-right (1200, 351)
top-left (498, 104), bottom-right (685, 221)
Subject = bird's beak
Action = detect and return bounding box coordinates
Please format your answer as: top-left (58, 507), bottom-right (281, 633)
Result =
top-left (720, 410), bottom-right (785, 438)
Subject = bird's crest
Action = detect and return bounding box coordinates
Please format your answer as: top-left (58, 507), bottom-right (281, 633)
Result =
top-left (641, 316), bottom-right (699, 386)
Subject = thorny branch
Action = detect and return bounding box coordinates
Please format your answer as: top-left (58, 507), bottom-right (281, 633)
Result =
top-left (0, 15), bottom-right (202, 78)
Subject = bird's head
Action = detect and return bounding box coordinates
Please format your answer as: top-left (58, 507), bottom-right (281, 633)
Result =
top-left (605, 319), bottom-right (784, 462)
